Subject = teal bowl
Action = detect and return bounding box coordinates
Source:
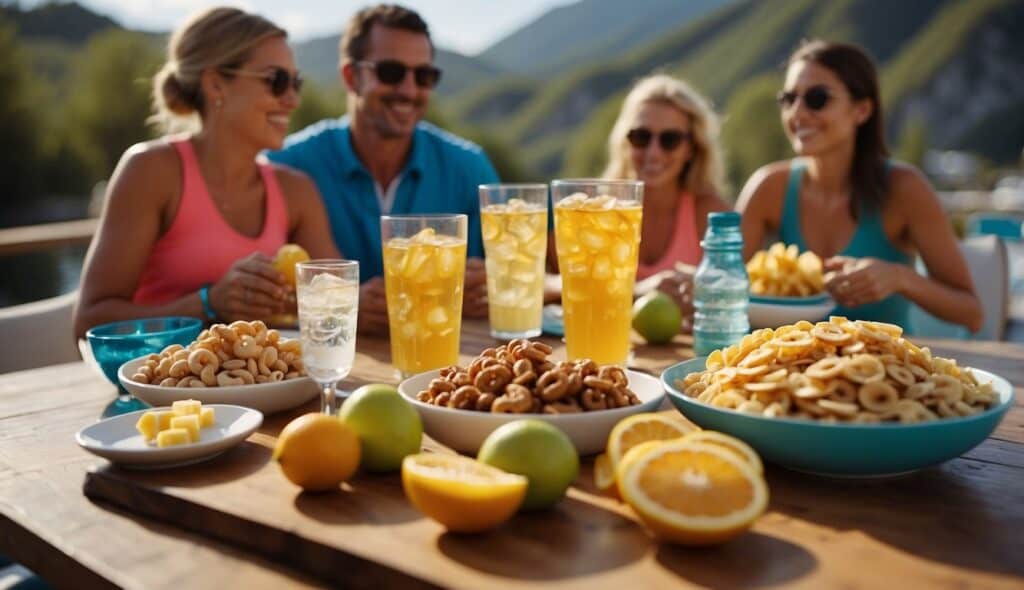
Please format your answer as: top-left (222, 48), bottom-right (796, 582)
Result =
top-left (661, 357), bottom-right (1015, 478)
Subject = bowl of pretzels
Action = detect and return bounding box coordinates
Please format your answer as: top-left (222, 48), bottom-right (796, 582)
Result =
top-left (661, 317), bottom-right (1014, 477)
top-left (118, 321), bottom-right (319, 414)
top-left (397, 339), bottom-right (665, 455)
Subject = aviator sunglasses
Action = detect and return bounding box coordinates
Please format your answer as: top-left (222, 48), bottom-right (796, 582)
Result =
top-left (626, 127), bottom-right (691, 151)
top-left (356, 60), bottom-right (443, 88)
top-left (776, 84), bottom-right (832, 111)
top-left (221, 66), bottom-right (303, 97)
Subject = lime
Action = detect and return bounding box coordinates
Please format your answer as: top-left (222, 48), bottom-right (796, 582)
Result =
top-left (477, 420), bottom-right (578, 511)
top-left (339, 384), bottom-right (422, 473)
top-left (273, 413), bottom-right (360, 491)
top-left (632, 291), bottom-right (682, 344)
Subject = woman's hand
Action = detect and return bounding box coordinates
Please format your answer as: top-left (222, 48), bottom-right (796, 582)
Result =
top-left (208, 253), bottom-right (291, 321)
top-left (824, 256), bottom-right (907, 308)
top-left (645, 266), bottom-right (695, 333)
top-left (463, 257), bottom-right (489, 318)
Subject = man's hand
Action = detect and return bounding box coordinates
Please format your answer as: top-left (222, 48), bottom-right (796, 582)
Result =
top-left (357, 276), bottom-right (389, 335)
top-left (463, 257), bottom-right (489, 318)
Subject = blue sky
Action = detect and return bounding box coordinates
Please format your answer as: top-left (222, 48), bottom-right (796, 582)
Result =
top-left (21, 0), bottom-right (573, 54)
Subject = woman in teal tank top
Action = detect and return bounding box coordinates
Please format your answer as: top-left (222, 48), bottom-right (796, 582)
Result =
top-left (736, 40), bottom-right (982, 333)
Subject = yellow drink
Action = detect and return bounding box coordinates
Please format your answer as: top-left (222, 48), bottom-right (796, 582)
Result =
top-left (383, 227), bottom-right (467, 375)
top-left (481, 199), bottom-right (547, 338)
top-left (554, 193), bottom-right (642, 364)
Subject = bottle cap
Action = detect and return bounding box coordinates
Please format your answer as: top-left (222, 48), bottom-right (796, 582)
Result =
top-left (708, 211), bottom-right (741, 228)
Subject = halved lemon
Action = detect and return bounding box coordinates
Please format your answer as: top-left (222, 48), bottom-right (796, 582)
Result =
top-left (606, 413), bottom-right (698, 470)
top-left (618, 441), bottom-right (769, 545)
top-left (401, 453), bottom-right (527, 533)
top-left (680, 430), bottom-right (763, 475)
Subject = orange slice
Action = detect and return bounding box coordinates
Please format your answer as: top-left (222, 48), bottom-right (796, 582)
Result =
top-left (593, 453), bottom-right (617, 497)
top-left (401, 453), bottom-right (527, 533)
top-left (618, 441), bottom-right (768, 545)
top-left (680, 430), bottom-right (763, 475)
top-left (606, 413), bottom-right (698, 470)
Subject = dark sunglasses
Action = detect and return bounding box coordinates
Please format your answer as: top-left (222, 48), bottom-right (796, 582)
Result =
top-left (776, 85), bottom-right (832, 111)
top-left (221, 66), bottom-right (303, 97)
top-left (626, 127), bottom-right (691, 151)
top-left (357, 60), bottom-right (442, 88)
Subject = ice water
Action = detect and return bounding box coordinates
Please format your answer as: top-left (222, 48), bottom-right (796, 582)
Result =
top-left (554, 193), bottom-right (643, 365)
top-left (297, 273), bottom-right (358, 383)
top-left (481, 198), bottom-right (547, 338)
top-left (383, 228), bottom-right (467, 375)
top-left (693, 212), bottom-right (749, 356)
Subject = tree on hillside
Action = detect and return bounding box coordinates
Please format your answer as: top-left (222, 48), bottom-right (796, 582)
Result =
top-left (64, 29), bottom-right (161, 184)
top-left (721, 74), bottom-right (790, 194)
top-left (0, 24), bottom-right (43, 217)
top-left (289, 80), bottom-right (344, 133)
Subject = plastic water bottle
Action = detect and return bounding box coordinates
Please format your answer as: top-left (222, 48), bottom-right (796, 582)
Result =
top-left (693, 212), bottom-right (750, 356)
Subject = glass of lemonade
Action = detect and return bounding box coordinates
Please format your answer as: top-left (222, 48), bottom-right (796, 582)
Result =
top-left (381, 214), bottom-right (468, 377)
top-left (296, 260), bottom-right (359, 415)
top-left (479, 183), bottom-right (548, 339)
top-left (551, 179), bottom-right (643, 365)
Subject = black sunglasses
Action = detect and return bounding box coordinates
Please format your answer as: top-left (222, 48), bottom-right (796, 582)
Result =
top-left (776, 85), bottom-right (832, 111)
top-left (221, 66), bottom-right (303, 97)
top-left (626, 127), bottom-right (691, 151)
top-left (357, 60), bottom-right (442, 89)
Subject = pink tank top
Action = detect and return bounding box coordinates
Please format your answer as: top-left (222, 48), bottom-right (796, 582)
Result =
top-left (636, 191), bottom-right (701, 280)
top-left (133, 139), bottom-right (289, 305)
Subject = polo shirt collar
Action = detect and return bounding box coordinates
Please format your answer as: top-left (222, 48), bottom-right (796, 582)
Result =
top-left (337, 116), bottom-right (425, 180)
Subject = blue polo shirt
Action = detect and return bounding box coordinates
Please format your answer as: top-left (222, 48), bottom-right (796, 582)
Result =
top-left (267, 116), bottom-right (498, 282)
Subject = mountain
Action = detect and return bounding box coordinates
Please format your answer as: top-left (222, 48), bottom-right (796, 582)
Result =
top-left (0, 1), bottom-right (118, 44)
top-left (480, 0), bottom-right (730, 77)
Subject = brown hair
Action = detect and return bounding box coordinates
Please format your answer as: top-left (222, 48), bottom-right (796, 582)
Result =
top-left (788, 40), bottom-right (889, 219)
top-left (603, 74), bottom-right (727, 198)
top-left (151, 7), bottom-right (286, 131)
top-left (340, 4), bottom-right (432, 63)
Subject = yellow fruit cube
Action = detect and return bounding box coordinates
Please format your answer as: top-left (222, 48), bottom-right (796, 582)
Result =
top-left (156, 428), bottom-right (191, 447)
top-left (135, 410), bottom-right (176, 441)
top-left (170, 414), bottom-right (200, 442)
top-left (199, 406), bottom-right (215, 428)
top-left (172, 399), bottom-right (202, 416)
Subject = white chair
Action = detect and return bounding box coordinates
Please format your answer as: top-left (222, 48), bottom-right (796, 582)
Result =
top-left (0, 290), bottom-right (81, 374)
top-left (911, 235), bottom-right (1009, 341)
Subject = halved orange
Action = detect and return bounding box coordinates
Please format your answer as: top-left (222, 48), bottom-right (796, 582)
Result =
top-left (618, 441), bottom-right (768, 545)
top-left (593, 453), bottom-right (617, 497)
top-left (606, 413), bottom-right (698, 470)
top-left (680, 430), bottom-right (763, 475)
top-left (401, 453), bottom-right (527, 533)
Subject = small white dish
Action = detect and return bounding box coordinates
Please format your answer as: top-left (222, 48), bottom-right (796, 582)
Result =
top-left (75, 404), bottom-right (263, 469)
top-left (118, 356), bottom-right (319, 414)
top-left (747, 296), bottom-right (836, 329)
top-left (398, 369), bottom-right (664, 455)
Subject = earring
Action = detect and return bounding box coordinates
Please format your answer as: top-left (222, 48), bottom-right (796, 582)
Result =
top-left (215, 97), bottom-right (223, 110)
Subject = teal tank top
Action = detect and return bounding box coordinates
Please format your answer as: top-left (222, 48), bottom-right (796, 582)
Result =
top-left (779, 160), bottom-right (914, 331)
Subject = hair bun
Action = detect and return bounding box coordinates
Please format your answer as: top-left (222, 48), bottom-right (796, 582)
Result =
top-left (156, 65), bottom-right (200, 116)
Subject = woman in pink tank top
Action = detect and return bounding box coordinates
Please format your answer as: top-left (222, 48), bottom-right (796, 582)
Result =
top-left (602, 75), bottom-right (731, 326)
top-left (73, 8), bottom-right (338, 338)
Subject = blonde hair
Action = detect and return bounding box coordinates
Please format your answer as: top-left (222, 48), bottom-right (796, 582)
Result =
top-left (603, 74), bottom-right (726, 198)
top-left (150, 7), bottom-right (286, 132)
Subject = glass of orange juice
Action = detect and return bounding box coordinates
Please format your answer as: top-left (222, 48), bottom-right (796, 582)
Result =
top-left (381, 214), bottom-right (468, 377)
top-left (551, 179), bottom-right (643, 365)
top-left (479, 183), bottom-right (548, 339)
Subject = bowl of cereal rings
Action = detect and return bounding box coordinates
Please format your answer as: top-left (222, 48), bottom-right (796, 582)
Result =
top-left (397, 339), bottom-right (665, 455)
top-left (118, 321), bottom-right (319, 414)
top-left (661, 317), bottom-right (1014, 477)
top-left (746, 242), bottom-right (835, 328)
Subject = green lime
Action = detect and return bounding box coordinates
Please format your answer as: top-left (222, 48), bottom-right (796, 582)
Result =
top-left (632, 291), bottom-right (682, 344)
top-left (339, 384), bottom-right (422, 473)
top-left (477, 420), bottom-right (579, 511)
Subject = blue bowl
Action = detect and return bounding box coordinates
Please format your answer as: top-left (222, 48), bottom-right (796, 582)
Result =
top-left (661, 357), bottom-right (1015, 477)
top-left (86, 317), bottom-right (203, 386)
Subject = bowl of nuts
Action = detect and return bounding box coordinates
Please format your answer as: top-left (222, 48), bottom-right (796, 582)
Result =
top-left (118, 321), bottom-right (319, 414)
top-left (397, 339), bottom-right (664, 455)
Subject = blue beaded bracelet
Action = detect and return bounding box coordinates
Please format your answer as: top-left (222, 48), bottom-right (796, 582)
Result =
top-left (198, 284), bottom-right (217, 321)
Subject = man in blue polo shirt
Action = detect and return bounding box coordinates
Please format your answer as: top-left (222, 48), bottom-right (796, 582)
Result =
top-left (268, 4), bottom-right (498, 334)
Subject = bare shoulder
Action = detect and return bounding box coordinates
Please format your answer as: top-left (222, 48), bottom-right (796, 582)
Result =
top-left (695, 190), bottom-right (731, 213)
top-left (116, 139), bottom-right (179, 178)
top-left (887, 161), bottom-right (940, 211)
top-left (735, 160), bottom-right (791, 212)
top-left (267, 161), bottom-right (320, 202)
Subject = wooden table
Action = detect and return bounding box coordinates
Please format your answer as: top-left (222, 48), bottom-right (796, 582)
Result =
top-left (1, 321), bottom-right (1022, 589)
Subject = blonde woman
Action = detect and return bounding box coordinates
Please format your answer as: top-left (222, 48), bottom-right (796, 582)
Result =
top-left (604, 74), bottom-right (730, 320)
top-left (74, 7), bottom-right (339, 338)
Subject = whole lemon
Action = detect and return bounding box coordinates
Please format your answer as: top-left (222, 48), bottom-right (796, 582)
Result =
top-left (272, 413), bottom-right (360, 492)
top-left (477, 420), bottom-right (578, 511)
top-left (632, 291), bottom-right (682, 344)
top-left (273, 243), bottom-right (310, 286)
top-left (339, 384), bottom-right (422, 473)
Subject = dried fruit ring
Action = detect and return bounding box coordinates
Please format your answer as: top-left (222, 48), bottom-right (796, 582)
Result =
top-left (842, 354), bottom-right (885, 384)
top-left (858, 381), bottom-right (898, 413)
top-left (475, 365), bottom-right (513, 393)
top-left (811, 323), bottom-right (853, 344)
top-left (537, 370), bottom-right (570, 401)
top-left (805, 356), bottom-right (847, 380)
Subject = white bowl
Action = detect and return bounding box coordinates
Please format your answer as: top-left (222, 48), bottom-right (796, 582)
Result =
top-left (397, 369), bottom-right (665, 455)
top-left (118, 356), bottom-right (319, 414)
top-left (747, 294), bottom-right (836, 329)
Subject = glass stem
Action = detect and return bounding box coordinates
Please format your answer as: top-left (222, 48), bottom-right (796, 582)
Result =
top-left (320, 382), bottom-right (336, 415)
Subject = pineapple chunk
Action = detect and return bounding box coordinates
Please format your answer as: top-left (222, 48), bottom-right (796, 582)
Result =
top-left (172, 399), bottom-right (202, 416)
top-left (135, 410), bottom-right (176, 441)
top-left (170, 414), bottom-right (201, 442)
top-left (199, 406), bottom-right (215, 428)
top-left (156, 428), bottom-right (191, 447)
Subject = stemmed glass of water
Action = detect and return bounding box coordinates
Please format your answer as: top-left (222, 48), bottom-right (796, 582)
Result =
top-left (296, 260), bottom-right (359, 415)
